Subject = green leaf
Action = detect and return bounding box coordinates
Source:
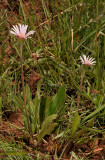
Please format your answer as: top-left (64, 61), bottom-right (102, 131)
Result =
top-left (28, 101), bottom-right (36, 134)
top-left (72, 129), bottom-right (86, 140)
top-left (32, 95), bottom-right (40, 134)
top-left (40, 97), bottom-right (47, 123)
top-left (22, 81), bottom-right (42, 133)
top-left (44, 96), bottom-right (51, 116)
top-left (71, 151), bottom-right (80, 160)
top-left (74, 30), bottom-right (96, 53)
top-left (12, 94), bottom-right (24, 111)
top-left (20, 84), bottom-right (31, 105)
top-left (36, 80), bottom-right (41, 100)
top-left (46, 85), bottom-right (66, 116)
top-left (83, 104), bottom-right (105, 122)
top-left (38, 114), bottom-right (58, 142)
top-left (25, 84), bottom-right (31, 104)
top-left (72, 118), bottom-right (95, 140)
top-left (71, 111), bottom-right (81, 136)
top-left (19, 0), bottom-right (26, 23)
top-left (80, 127), bottom-right (104, 134)
top-left (53, 131), bottom-right (64, 140)
top-left (86, 118), bottom-right (95, 127)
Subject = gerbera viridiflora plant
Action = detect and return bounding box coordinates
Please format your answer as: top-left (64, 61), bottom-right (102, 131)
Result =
top-left (10, 24), bottom-right (35, 137)
top-left (77, 55), bottom-right (96, 111)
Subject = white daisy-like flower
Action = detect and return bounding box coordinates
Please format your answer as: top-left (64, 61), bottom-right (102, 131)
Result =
top-left (10, 24), bottom-right (35, 39)
top-left (80, 54), bottom-right (96, 66)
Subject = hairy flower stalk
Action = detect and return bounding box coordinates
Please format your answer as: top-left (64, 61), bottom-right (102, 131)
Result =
top-left (10, 24), bottom-right (35, 137)
top-left (77, 70), bottom-right (85, 111)
top-left (77, 55), bottom-right (96, 111)
top-left (20, 44), bottom-right (32, 136)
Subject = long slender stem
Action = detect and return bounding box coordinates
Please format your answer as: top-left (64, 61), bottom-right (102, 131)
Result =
top-left (77, 70), bottom-right (85, 111)
top-left (20, 44), bottom-right (32, 137)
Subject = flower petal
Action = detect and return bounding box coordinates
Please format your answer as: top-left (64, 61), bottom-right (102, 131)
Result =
top-left (20, 24), bottom-right (28, 35)
top-left (25, 30), bottom-right (35, 38)
top-left (10, 24), bottom-right (35, 39)
top-left (80, 55), bottom-right (96, 66)
top-left (12, 25), bottom-right (20, 35)
top-left (80, 56), bottom-right (84, 63)
top-left (10, 30), bottom-right (17, 36)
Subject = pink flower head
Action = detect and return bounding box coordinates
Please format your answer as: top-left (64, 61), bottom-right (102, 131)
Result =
top-left (10, 24), bottom-right (35, 39)
top-left (80, 55), bottom-right (96, 66)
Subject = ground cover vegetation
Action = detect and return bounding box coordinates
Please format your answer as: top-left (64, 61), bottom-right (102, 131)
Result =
top-left (0, 0), bottom-right (105, 159)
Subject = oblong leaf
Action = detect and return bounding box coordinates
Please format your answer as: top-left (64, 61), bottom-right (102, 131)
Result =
top-left (71, 111), bottom-right (81, 136)
top-left (83, 104), bottom-right (105, 122)
top-left (46, 85), bottom-right (66, 116)
top-left (38, 114), bottom-right (58, 142)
